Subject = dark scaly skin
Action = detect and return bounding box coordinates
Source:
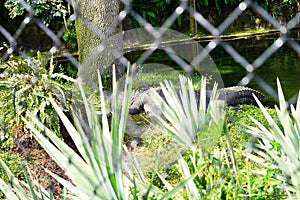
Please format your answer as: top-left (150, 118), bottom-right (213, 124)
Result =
top-left (217, 86), bottom-right (268, 107)
top-left (127, 86), bottom-right (269, 115)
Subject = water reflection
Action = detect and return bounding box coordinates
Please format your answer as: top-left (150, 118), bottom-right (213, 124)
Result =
top-left (125, 29), bottom-right (300, 104)
top-left (210, 30), bottom-right (300, 103)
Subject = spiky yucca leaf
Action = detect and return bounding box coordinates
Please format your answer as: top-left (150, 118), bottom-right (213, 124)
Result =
top-left (21, 65), bottom-right (137, 199)
top-left (245, 78), bottom-right (300, 198)
top-left (148, 75), bottom-right (228, 198)
top-left (150, 75), bottom-right (224, 149)
top-left (0, 158), bottom-right (54, 200)
top-left (0, 159), bottom-right (27, 200)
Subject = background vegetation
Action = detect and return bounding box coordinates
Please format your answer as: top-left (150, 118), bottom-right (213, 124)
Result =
top-left (1, 0), bottom-right (298, 52)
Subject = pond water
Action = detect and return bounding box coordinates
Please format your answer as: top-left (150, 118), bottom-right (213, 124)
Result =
top-left (125, 29), bottom-right (300, 104)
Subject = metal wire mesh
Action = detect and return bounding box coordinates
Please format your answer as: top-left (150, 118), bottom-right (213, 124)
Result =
top-left (1, 0), bottom-right (299, 101)
top-left (1, 0), bottom-right (300, 197)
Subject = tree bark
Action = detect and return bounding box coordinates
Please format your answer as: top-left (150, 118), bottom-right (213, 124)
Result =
top-left (73, 0), bottom-right (124, 84)
top-left (189, 0), bottom-right (195, 33)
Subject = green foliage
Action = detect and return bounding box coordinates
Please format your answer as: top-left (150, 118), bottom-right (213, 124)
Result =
top-left (224, 0), bottom-right (238, 4)
top-left (0, 72), bottom-right (297, 198)
top-left (272, 1), bottom-right (292, 18)
top-left (215, 0), bottom-right (222, 15)
top-left (0, 65), bottom-right (190, 199)
top-left (0, 52), bottom-right (74, 149)
top-left (245, 79), bottom-right (300, 199)
top-left (148, 76), bottom-right (288, 198)
top-left (196, 0), bottom-right (240, 16)
top-left (62, 21), bottom-right (77, 52)
top-left (226, 104), bottom-right (277, 147)
top-left (0, 153), bottom-right (23, 199)
top-left (133, 64), bottom-right (181, 89)
top-left (4, 0), bottom-right (77, 51)
top-left (22, 78), bottom-right (131, 199)
top-left (4, 0), bottom-right (67, 25)
top-left (179, 146), bottom-right (285, 199)
top-left (0, 153), bottom-right (22, 181)
top-left (131, 0), bottom-right (181, 27)
top-left (283, 0), bottom-right (295, 3)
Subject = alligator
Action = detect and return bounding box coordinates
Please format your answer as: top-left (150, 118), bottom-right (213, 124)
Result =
top-left (126, 86), bottom-right (269, 115)
top-left (102, 86), bottom-right (268, 150)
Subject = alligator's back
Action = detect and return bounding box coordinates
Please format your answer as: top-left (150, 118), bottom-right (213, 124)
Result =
top-left (126, 86), bottom-right (269, 115)
top-left (217, 86), bottom-right (269, 106)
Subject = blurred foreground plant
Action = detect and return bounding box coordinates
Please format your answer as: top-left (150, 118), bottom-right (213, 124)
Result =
top-left (245, 78), bottom-right (300, 198)
top-left (0, 66), bottom-right (199, 199)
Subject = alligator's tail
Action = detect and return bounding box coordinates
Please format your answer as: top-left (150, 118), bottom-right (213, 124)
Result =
top-left (217, 86), bottom-right (269, 107)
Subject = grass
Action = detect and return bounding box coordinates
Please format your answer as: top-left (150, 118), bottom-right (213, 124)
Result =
top-left (226, 104), bottom-right (278, 147)
top-left (133, 64), bottom-right (182, 89)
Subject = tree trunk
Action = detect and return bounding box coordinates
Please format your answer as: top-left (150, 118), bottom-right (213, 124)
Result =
top-left (189, 0), bottom-right (195, 33)
top-left (73, 0), bottom-right (124, 84)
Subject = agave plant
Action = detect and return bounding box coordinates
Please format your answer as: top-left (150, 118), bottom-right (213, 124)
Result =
top-left (244, 78), bottom-right (300, 198)
top-left (149, 75), bottom-right (226, 149)
top-left (149, 75), bottom-right (229, 199)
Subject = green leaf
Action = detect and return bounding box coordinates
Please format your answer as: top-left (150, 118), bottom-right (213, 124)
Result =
top-left (177, 15), bottom-right (182, 26)
top-left (0, 176), bottom-right (19, 200)
top-left (245, 78), bottom-right (300, 198)
top-left (22, 164), bottom-right (38, 200)
top-left (147, 12), bottom-right (156, 18)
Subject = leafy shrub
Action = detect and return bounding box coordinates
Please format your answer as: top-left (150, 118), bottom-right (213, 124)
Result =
top-left (4, 0), bottom-right (67, 26)
top-left (130, 0), bottom-right (182, 28)
top-left (0, 52), bottom-right (74, 149)
top-left (4, 0), bottom-right (76, 51)
top-left (62, 21), bottom-right (78, 51)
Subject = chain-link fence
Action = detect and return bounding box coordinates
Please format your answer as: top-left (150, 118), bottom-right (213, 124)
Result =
top-left (1, 0), bottom-right (300, 99)
top-left (1, 0), bottom-right (300, 198)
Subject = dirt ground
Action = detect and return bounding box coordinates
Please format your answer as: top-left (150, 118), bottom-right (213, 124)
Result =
top-left (11, 124), bottom-right (73, 198)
